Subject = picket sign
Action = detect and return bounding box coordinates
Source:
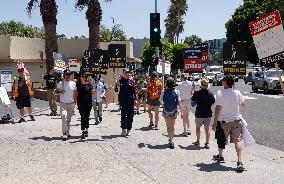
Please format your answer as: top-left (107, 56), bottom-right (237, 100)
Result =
top-left (0, 87), bottom-right (11, 105)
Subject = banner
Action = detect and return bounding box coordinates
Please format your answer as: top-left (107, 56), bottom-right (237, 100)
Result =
top-left (193, 43), bottom-right (209, 63)
top-left (108, 44), bottom-right (127, 68)
top-left (0, 70), bottom-right (13, 93)
top-left (184, 48), bottom-right (204, 73)
top-left (53, 53), bottom-right (68, 73)
top-left (223, 42), bottom-right (246, 75)
top-left (249, 10), bottom-right (284, 65)
top-left (157, 61), bottom-right (171, 75)
top-left (0, 87), bottom-right (10, 105)
top-left (68, 59), bottom-right (80, 72)
top-left (82, 49), bottom-right (109, 75)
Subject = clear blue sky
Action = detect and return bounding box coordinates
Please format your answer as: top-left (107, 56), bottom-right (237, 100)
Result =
top-left (0, 0), bottom-right (243, 41)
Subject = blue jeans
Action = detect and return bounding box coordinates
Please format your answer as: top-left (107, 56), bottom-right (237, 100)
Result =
top-left (93, 101), bottom-right (102, 123)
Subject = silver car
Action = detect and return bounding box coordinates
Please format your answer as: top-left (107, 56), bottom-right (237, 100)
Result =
top-left (252, 69), bottom-right (283, 94)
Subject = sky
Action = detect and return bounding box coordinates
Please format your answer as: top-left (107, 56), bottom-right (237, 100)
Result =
top-left (0, 0), bottom-right (244, 41)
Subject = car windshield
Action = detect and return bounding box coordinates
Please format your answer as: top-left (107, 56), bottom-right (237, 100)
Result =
top-left (206, 73), bottom-right (214, 76)
top-left (217, 74), bottom-right (224, 78)
top-left (266, 71), bottom-right (284, 77)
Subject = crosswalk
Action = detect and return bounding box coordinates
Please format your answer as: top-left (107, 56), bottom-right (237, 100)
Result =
top-left (243, 92), bottom-right (283, 99)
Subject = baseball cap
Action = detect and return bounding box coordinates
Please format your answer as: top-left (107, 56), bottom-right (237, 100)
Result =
top-left (123, 68), bottom-right (130, 73)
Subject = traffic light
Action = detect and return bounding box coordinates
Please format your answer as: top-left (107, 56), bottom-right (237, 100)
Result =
top-left (150, 13), bottom-right (161, 47)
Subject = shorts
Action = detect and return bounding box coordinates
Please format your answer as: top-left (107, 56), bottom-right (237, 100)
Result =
top-left (221, 120), bottom-right (242, 144)
top-left (16, 96), bottom-right (31, 109)
top-left (138, 92), bottom-right (146, 101)
top-left (195, 117), bottom-right (211, 129)
top-left (180, 100), bottom-right (192, 112)
top-left (163, 109), bottom-right (178, 119)
top-left (147, 98), bottom-right (161, 106)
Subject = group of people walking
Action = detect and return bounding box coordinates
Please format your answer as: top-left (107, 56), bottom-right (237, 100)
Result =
top-left (13, 66), bottom-right (247, 172)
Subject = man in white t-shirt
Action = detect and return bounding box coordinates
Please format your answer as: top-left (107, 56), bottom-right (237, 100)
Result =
top-left (56, 70), bottom-right (77, 140)
top-left (176, 74), bottom-right (194, 136)
top-left (212, 75), bottom-right (245, 172)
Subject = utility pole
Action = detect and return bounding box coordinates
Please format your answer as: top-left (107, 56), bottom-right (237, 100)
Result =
top-left (155, 0), bottom-right (159, 60)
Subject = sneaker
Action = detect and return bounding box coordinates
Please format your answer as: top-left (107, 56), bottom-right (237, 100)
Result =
top-left (84, 131), bottom-right (88, 138)
top-left (18, 118), bottom-right (26, 123)
top-left (187, 130), bottom-right (192, 135)
top-left (29, 115), bottom-right (35, 121)
top-left (126, 130), bottom-right (131, 137)
top-left (237, 162), bottom-right (244, 172)
top-left (62, 133), bottom-right (67, 141)
top-left (213, 154), bottom-right (225, 162)
top-left (204, 143), bottom-right (210, 149)
top-left (121, 129), bottom-right (127, 137)
top-left (80, 132), bottom-right (85, 139)
top-left (49, 112), bottom-right (55, 116)
top-left (193, 141), bottom-right (200, 146)
top-left (153, 124), bottom-right (159, 130)
top-left (148, 122), bottom-right (154, 128)
top-left (99, 116), bottom-right (102, 122)
top-left (95, 121), bottom-right (100, 125)
top-left (66, 131), bottom-right (71, 138)
top-left (169, 142), bottom-right (175, 149)
top-left (181, 131), bottom-right (188, 137)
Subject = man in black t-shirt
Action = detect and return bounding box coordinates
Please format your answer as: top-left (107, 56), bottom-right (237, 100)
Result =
top-left (191, 78), bottom-right (215, 149)
top-left (44, 66), bottom-right (58, 116)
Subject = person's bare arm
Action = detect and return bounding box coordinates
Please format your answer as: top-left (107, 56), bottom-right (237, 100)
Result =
top-left (73, 90), bottom-right (77, 105)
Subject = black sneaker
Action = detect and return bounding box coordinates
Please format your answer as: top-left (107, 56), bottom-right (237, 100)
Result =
top-left (62, 133), bottom-right (67, 141)
top-left (84, 131), bottom-right (88, 138)
top-left (99, 116), bottom-right (102, 122)
top-left (81, 132), bottom-right (85, 139)
top-left (18, 118), bottom-right (26, 123)
top-left (169, 142), bottom-right (175, 149)
top-left (29, 115), bottom-right (35, 121)
top-left (49, 112), bottom-right (55, 116)
top-left (237, 162), bottom-right (244, 172)
top-left (213, 154), bottom-right (225, 162)
top-left (148, 122), bottom-right (154, 128)
top-left (95, 121), bottom-right (100, 125)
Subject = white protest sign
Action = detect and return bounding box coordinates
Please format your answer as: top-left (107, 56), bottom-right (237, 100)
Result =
top-left (157, 61), bottom-right (171, 75)
top-left (0, 70), bottom-right (13, 93)
top-left (249, 10), bottom-right (284, 64)
top-left (68, 59), bottom-right (81, 72)
top-left (0, 87), bottom-right (11, 105)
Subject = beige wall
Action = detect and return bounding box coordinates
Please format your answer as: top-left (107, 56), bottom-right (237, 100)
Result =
top-left (10, 36), bottom-right (46, 61)
top-left (0, 35), bottom-right (10, 60)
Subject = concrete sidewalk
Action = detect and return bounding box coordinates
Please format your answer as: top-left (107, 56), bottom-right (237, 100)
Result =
top-left (0, 103), bottom-right (283, 184)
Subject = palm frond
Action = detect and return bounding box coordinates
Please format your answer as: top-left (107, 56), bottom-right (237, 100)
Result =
top-left (27, 0), bottom-right (40, 16)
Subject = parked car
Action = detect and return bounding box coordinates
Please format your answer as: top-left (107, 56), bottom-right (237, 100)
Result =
top-left (252, 69), bottom-right (283, 94)
top-left (212, 73), bottom-right (224, 86)
top-left (244, 71), bottom-right (257, 84)
top-left (205, 72), bottom-right (219, 83)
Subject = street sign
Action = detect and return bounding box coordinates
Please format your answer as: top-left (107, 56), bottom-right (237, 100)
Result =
top-left (108, 44), bottom-right (126, 68)
top-left (223, 42), bottom-right (247, 75)
top-left (0, 70), bottom-right (13, 93)
top-left (157, 61), bottom-right (171, 75)
top-left (53, 53), bottom-right (69, 74)
top-left (249, 10), bottom-right (284, 65)
top-left (184, 48), bottom-right (204, 73)
top-left (68, 59), bottom-right (81, 72)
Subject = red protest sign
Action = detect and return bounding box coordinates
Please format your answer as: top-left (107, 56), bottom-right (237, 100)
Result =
top-left (184, 59), bottom-right (204, 73)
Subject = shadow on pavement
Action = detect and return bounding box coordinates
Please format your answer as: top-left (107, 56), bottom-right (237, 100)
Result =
top-left (135, 127), bottom-right (152, 132)
top-left (34, 113), bottom-right (50, 117)
top-left (101, 135), bottom-right (122, 140)
top-left (70, 123), bottom-right (97, 127)
top-left (69, 138), bottom-right (104, 144)
top-left (179, 145), bottom-right (204, 150)
top-left (194, 162), bottom-right (236, 172)
top-left (145, 143), bottom-right (169, 149)
top-left (30, 136), bottom-right (81, 141)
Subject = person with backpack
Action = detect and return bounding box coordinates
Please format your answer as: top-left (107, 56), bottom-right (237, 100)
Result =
top-left (118, 69), bottom-right (138, 137)
top-left (147, 72), bottom-right (162, 129)
top-left (161, 77), bottom-right (181, 149)
top-left (191, 78), bottom-right (215, 149)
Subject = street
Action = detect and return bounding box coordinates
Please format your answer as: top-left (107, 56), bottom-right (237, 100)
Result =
top-left (206, 80), bottom-right (284, 152)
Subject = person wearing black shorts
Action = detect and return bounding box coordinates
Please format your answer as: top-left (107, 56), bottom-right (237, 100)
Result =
top-left (14, 68), bottom-right (35, 123)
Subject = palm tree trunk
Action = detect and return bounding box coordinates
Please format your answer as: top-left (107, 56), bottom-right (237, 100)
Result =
top-left (87, 0), bottom-right (102, 49)
top-left (44, 21), bottom-right (58, 70)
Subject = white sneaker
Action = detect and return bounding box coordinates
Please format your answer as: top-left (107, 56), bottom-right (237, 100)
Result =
top-left (121, 129), bottom-right (126, 137)
top-left (126, 130), bottom-right (131, 137)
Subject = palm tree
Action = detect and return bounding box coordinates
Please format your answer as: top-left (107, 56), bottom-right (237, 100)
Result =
top-left (165, 0), bottom-right (188, 44)
top-left (27, 0), bottom-right (58, 71)
top-left (76, 0), bottom-right (111, 49)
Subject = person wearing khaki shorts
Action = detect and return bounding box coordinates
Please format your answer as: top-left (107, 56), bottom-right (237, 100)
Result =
top-left (212, 75), bottom-right (246, 172)
top-left (44, 66), bottom-right (58, 116)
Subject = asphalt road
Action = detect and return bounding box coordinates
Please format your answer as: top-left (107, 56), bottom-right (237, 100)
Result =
top-left (201, 80), bottom-right (284, 152)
